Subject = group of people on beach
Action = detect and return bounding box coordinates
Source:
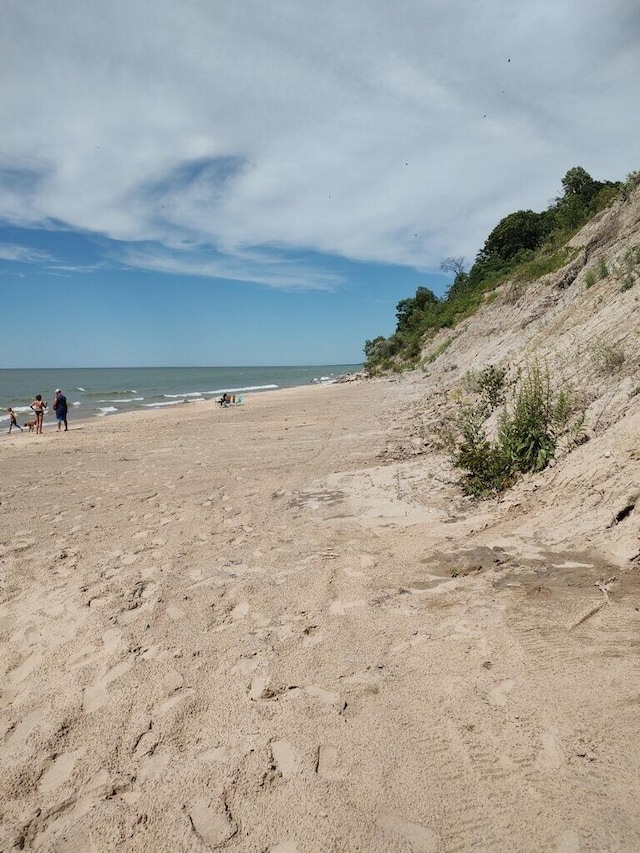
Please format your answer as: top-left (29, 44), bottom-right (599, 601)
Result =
top-left (217, 392), bottom-right (244, 407)
top-left (7, 389), bottom-right (68, 435)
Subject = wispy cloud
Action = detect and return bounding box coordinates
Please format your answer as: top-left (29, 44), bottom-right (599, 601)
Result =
top-left (119, 244), bottom-right (343, 291)
top-left (45, 261), bottom-right (106, 274)
top-left (0, 244), bottom-right (54, 263)
top-left (0, 0), bottom-right (638, 280)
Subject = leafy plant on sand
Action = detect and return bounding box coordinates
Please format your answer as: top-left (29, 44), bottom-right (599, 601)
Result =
top-left (444, 364), bottom-right (582, 498)
top-left (463, 364), bottom-right (509, 410)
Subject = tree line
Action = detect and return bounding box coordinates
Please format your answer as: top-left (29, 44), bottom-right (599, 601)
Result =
top-left (364, 167), bottom-right (636, 373)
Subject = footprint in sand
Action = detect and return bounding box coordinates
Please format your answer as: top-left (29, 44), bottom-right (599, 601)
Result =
top-left (4, 707), bottom-right (46, 748)
top-left (229, 601), bottom-right (250, 621)
top-left (270, 843), bottom-right (298, 853)
top-left (535, 729), bottom-right (564, 772)
top-left (271, 740), bottom-right (299, 779)
top-left (304, 685), bottom-right (342, 706)
top-left (187, 796), bottom-right (237, 847)
top-left (65, 628), bottom-right (122, 669)
top-left (66, 646), bottom-right (100, 670)
top-left (231, 655), bottom-right (262, 676)
top-left (82, 658), bottom-right (134, 712)
top-left (249, 676), bottom-right (270, 701)
top-left (554, 829), bottom-right (581, 852)
top-left (248, 677), bottom-right (296, 702)
top-left (379, 814), bottom-right (439, 853)
top-left (166, 606), bottom-right (185, 620)
top-left (162, 668), bottom-right (184, 693)
top-left (12, 623), bottom-right (41, 646)
top-left (39, 748), bottom-right (85, 793)
top-left (316, 744), bottom-right (342, 781)
top-left (154, 688), bottom-right (195, 715)
top-left (34, 816), bottom-right (96, 853)
top-left (138, 749), bottom-right (171, 783)
top-left (141, 645), bottom-right (169, 661)
top-left (102, 627), bottom-right (122, 655)
top-left (198, 745), bottom-right (231, 763)
top-left (340, 669), bottom-right (383, 693)
top-left (8, 650), bottom-right (43, 685)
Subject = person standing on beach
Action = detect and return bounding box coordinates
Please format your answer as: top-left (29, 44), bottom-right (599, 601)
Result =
top-left (7, 408), bottom-right (23, 433)
top-left (29, 395), bottom-right (47, 434)
top-left (53, 389), bottom-right (68, 431)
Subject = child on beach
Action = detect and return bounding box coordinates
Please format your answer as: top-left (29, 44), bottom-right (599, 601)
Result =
top-left (7, 408), bottom-right (23, 433)
top-left (29, 395), bottom-right (47, 434)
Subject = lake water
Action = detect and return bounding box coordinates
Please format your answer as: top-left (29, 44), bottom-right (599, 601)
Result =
top-left (0, 364), bottom-right (361, 426)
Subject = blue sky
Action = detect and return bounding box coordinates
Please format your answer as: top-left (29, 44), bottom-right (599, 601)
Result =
top-left (2, 0), bottom-right (639, 368)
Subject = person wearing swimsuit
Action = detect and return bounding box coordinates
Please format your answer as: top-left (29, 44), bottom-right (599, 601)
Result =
top-left (7, 408), bottom-right (23, 433)
top-left (29, 395), bottom-right (47, 434)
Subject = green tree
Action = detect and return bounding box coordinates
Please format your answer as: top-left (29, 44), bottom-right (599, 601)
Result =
top-left (441, 257), bottom-right (470, 300)
top-left (560, 166), bottom-right (598, 205)
top-left (395, 286), bottom-right (439, 331)
top-left (476, 210), bottom-right (552, 266)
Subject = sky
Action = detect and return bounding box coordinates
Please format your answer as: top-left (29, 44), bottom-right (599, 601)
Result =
top-left (1, 0), bottom-right (639, 368)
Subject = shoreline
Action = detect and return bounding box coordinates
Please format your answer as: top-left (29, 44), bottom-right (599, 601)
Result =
top-left (0, 365), bottom-right (363, 432)
top-left (0, 377), bottom-right (364, 440)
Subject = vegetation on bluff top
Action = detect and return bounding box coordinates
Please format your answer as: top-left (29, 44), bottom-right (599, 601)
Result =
top-left (364, 167), bottom-right (640, 374)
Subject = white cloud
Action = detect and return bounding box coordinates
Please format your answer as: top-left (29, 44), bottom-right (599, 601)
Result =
top-left (0, 244), bottom-right (54, 263)
top-left (0, 0), bottom-right (638, 281)
top-left (118, 244), bottom-right (343, 291)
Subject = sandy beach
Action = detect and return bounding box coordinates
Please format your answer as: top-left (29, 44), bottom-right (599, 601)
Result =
top-left (2, 378), bottom-right (640, 852)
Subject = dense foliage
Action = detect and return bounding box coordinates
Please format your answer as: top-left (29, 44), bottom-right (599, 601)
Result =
top-left (364, 167), bottom-right (627, 373)
top-left (441, 364), bottom-right (584, 498)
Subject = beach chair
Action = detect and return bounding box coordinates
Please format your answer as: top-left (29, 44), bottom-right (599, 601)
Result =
top-left (235, 395), bottom-right (245, 405)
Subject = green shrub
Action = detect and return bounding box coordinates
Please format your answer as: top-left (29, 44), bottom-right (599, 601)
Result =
top-left (513, 246), bottom-right (579, 284)
top-left (584, 256), bottom-right (610, 289)
top-left (452, 402), bottom-right (511, 497)
top-left (624, 246), bottom-right (640, 270)
top-left (464, 364), bottom-right (509, 410)
top-left (591, 340), bottom-right (625, 375)
top-left (498, 366), bottom-right (570, 474)
top-left (448, 364), bottom-right (582, 497)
